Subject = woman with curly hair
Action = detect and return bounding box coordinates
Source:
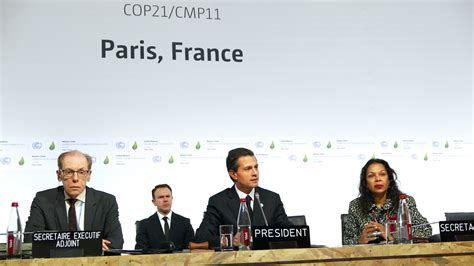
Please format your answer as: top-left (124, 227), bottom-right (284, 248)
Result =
top-left (343, 158), bottom-right (432, 245)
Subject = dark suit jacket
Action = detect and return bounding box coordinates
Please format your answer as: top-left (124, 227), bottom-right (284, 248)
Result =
top-left (194, 185), bottom-right (292, 247)
top-left (135, 212), bottom-right (194, 251)
top-left (24, 186), bottom-right (124, 249)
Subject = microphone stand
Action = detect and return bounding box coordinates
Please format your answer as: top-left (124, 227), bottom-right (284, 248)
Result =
top-left (255, 192), bottom-right (268, 226)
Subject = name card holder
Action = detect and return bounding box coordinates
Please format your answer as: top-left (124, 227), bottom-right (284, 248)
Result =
top-left (32, 231), bottom-right (102, 258)
top-left (252, 225), bottom-right (310, 250)
top-left (439, 220), bottom-right (474, 242)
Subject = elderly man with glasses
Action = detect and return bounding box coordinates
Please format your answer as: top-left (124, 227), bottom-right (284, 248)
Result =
top-left (24, 150), bottom-right (124, 251)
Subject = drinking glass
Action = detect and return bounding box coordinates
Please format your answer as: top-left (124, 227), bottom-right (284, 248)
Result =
top-left (219, 225), bottom-right (233, 251)
top-left (385, 220), bottom-right (398, 244)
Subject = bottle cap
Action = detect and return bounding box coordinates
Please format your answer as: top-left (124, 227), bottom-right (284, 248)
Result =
top-left (11, 202), bottom-right (18, 207)
top-left (399, 194), bottom-right (407, 199)
top-left (240, 198), bottom-right (246, 203)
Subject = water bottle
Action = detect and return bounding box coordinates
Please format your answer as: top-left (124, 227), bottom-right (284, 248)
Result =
top-left (397, 194), bottom-right (413, 244)
top-left (237, 198), bottom-right (251, 250)
top-left (7, 202), bottom-right (22, 259)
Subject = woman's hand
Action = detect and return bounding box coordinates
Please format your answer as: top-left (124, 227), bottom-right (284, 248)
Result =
top-left (358, 221), bottom-right (387, 244)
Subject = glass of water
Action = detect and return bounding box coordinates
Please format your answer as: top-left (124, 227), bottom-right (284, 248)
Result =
top-left (219, 225), bottom-right (234, 251)
top-left (385, 220), bottom-right (398, 244)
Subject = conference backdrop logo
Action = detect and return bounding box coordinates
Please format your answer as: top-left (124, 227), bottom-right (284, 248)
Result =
top-left (270, 141), bottom-right (275, 149)
top-left (116, 142), bottom-right (126, 149)
top-left (255, 141), bottom-right (264, 148)
top-left (180, 142), bottom-right (189, 149)
top-left (152, 156), bottom-right (162, 163)
top-left (1, 157), bottom-right (11, 165)
top-left (32, 142), bottom-right (42, 150)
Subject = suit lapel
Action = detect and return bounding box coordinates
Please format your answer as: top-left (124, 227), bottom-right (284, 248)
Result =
top-left (84, 187), bottom-right (96, 231)
top-left (226, 186), bottom-right (241, 224)
top-left (55, 187), bottom-right (68, 231)
top-left (169, 214), bottom-right (179, 241)
top-left (151, 214), bottom-right (165, 242)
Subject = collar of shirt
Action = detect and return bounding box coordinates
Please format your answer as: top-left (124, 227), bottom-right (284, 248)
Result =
top-left (369, 198), bottom-right (393, 212)
top-left (157, 210), bottom-right (173, 229)
top-left (234, 186), bottom-right (255, 208)
top-left (368, 198), bottom-right (395, 223)
top-left (64, 187), bottom-right (86, 203)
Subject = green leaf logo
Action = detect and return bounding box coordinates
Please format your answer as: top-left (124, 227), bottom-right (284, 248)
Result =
top-left (303, 154), bottom-right (308, 162)
top-left (424, 153), bottom-right (428, 161)
top-left (132, 141), bottom-right (138, 150)
top-left (195, 141), bottom-right (201, 150)
top-left (270, 141), bottom-right (275, 149)
top-left (18, 156), bottom-right (25, 166)
top-left (103, 156), bottom-right (109, 165)
top-left (168, 156), bottom-right (174, 164)
top-left (393, 141), bottom-right (398, 149)
top-left (444, 141), bottom-right (449, 148)
top-left (326, 141), bottom-right (332, 149)
top-left (49, 142), bottom-right (56, 150)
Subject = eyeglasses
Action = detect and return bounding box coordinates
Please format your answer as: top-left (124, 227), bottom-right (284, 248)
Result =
top-left (59, 169), bottom-right (90, 179)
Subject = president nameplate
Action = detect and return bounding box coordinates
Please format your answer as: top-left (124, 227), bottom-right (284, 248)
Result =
top-left (252, 225), bottom-right (310, 250)
top-left (439, 220), bottom-right (474, 242)
top-left (32, 231), bottom-right (102, 258)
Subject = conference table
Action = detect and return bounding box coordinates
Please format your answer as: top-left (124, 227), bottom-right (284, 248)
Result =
top-left (1, 241), bottom-right (473, 265)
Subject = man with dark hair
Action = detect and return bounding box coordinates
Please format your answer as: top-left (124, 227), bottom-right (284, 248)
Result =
top-left (135, 184), bottom-right (194, 250)
top-left (25, 150), bottom-right (124, 251)
top-left (194, 147), bottom-right (292, 247)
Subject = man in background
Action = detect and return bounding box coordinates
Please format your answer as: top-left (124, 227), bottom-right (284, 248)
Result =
top-left (24, 150), bottom-right (124, 251)
top-left (135, 184), bottom-right (194, 250)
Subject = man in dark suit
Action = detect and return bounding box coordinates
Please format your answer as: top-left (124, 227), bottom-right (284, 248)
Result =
top-left (135, 184), bottom-right (194, 251)
top-left (194, 147), bottom-right (292, 248)
top-left (24, 150), bottom-right (124, 251)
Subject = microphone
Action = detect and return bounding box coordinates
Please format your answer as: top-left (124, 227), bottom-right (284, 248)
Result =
top-left (412, 221), bottom-right (439, 228)
top-left (254, 192), bottom-right (268, 226)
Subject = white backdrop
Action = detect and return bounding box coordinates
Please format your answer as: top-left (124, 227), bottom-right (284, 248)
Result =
top-left (0, 0), bottom-right (473, 248)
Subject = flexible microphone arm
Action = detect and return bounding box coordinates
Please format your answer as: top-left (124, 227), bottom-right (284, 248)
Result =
top-left (255, 192), bottom-right (269, 226)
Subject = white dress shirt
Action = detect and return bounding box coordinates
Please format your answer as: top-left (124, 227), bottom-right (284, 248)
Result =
top-left (64, 188), bottom-right (86, 231)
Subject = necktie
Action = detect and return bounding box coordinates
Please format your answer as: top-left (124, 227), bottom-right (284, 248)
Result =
top-left (67, 198), bottom-right (77, 231)
top-left (163, 217), bottom-right (170, 240)
top-left (246, 195), bottom-right (253, 221)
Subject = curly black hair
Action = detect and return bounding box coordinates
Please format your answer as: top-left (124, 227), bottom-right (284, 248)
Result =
top-left (358, 158), bottom-right (402, 214)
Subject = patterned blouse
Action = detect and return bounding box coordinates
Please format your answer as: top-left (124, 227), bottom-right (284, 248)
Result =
top-left (343, 195), bottom-right (432, 245)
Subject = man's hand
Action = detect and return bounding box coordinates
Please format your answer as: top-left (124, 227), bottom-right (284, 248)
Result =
top-left (232, 233), bottom-right (239, 247)
top-left (102, 239), bottom-right (111, 251)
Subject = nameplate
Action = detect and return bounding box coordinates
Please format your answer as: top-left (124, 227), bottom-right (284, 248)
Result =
top-left (439, 220), bottom-right (474, 242)
top-left (32, 231), bottom-right (102, 258)
top-left (252, 225), bottom-right (310, 250)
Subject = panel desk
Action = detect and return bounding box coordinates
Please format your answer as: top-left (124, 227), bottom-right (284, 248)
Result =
top-left (1, 241), bottom-right (474, 265)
